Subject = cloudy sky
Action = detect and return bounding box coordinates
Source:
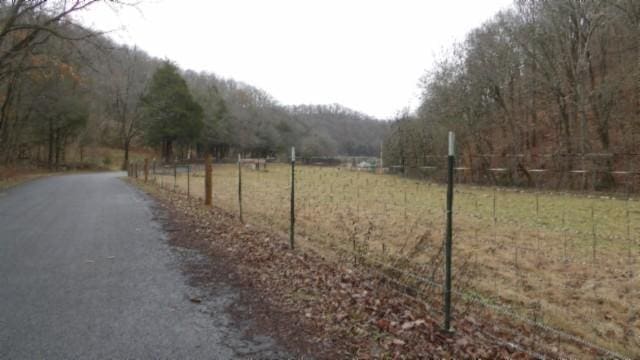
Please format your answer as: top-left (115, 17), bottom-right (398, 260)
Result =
top-left (76, 0), bottom-right (513, 119)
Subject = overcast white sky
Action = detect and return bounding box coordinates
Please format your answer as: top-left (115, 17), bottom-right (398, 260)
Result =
top-left (76, 0), bottom-right (513, 119)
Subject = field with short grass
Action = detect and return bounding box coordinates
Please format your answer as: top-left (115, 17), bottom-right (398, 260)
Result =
top-left (152, 163), bottom-right (640, 357)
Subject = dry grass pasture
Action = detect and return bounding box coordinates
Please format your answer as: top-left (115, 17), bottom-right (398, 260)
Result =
top-left (152, 163), bottom-right (640, 357)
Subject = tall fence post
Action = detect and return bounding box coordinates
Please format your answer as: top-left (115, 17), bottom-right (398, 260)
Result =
top-left (238, 154), bottom-right (243, 223)
top-left (134, 163), bottom-right (138, 179)
top-left (204, 154), bottom-right (212, 206)
top-left (187, 164), bottom-right (190, 198)
top-left (377, 143), bottom-right (383, 175)
top-left (443, 131), bottom-right (455, 332)
top-left (144, 158), bottom-right (149, 182)
top-left (173, 161), bottom-right (177, 192)
top-left (289, 147), bottom-right (296, 249)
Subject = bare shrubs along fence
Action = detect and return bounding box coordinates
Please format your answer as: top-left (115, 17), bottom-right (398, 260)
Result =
top-left (129, 145), bottom-right (639, 359)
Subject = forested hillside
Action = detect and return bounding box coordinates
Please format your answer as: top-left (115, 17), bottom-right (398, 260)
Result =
top-left (384, 0), bottom-right (640, 191)
top-left (287, 104), bottom-right (388, 157)
top-left (182, 72), bottom-right (389, 160)
top-left (0, 1), bottom-right (388, 171)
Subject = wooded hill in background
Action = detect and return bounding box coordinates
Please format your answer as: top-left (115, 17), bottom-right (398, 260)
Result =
top-left (0, 1), bottom-right (388, 170)
top-left (384, 0), bottom-right (640, 192)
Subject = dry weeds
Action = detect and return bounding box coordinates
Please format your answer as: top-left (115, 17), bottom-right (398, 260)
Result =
top-left (151, 163), bottom-right (639, 358)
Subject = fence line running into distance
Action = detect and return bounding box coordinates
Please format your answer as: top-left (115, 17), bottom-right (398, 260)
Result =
top-left (128, 141), bottom-right (638, 359)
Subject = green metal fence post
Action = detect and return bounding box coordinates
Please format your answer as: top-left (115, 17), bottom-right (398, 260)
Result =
top-left (238, 154), bottom-right (243, 223)
top-left (289, 147), bottom-right (296, 249)
top-left (443, 131), bottom-right (455, 332)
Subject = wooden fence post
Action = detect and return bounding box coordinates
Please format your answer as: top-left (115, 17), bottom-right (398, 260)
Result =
top-left (144, 158), bottom-right (149, 182)
top-left (173, 161), bottom-right (177, 192)
top-left (205, 154), bottom-right (212, 206)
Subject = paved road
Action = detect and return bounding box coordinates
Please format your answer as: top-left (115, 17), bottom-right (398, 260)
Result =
top-left (0, 172), bottom-right (288, 359)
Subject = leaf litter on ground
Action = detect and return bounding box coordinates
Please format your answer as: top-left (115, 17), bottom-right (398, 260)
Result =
top-left (131, 179), bottom-right (591, 359)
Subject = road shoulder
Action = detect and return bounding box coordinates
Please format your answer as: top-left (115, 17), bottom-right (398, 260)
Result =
top-left (129, 178), bottom-right (539, 359)
top-left (139, 182), bottom-right (332, 358)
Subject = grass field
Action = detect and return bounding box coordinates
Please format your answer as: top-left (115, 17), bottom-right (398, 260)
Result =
top-left (152, 163), bottom-right (639, 357)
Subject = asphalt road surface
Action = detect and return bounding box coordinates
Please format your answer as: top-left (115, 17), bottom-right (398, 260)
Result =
top-left (0, 172), bottom-right (288, 359)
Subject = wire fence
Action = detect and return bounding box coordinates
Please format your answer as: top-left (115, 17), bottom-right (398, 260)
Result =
top-left (390, 152), bottom-right (640, 195)
top-left (129, 150), bottom-right (639, 359)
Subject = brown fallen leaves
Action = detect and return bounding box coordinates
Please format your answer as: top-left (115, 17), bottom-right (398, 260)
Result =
top-left (136, 181), bottom-right (541, 359)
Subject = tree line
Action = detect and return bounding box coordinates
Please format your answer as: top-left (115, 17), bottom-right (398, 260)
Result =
top-left (384, 0), bottom-right (640, 191)
top-left (0, 1), bottom-right (389, 170)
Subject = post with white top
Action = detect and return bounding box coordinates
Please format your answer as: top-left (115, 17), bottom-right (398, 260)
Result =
top-left (289, 147), bottom-right (296, 249)
top-left (443, 131), bottom-right (455, 333)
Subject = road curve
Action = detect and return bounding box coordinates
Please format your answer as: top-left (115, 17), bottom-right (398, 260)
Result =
top-left (0, 172), bottom-right (288, 359)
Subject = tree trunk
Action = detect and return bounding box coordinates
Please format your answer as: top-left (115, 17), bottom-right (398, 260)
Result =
top-left (122, 140), bottom-right (130, 170)
top-left (54, 129), bottom-right (61, 169)
top-left (163, 139), bottom-right (173, 163)
top-left (48, 119), bottom-right (54, 169)
top-left (61, 136), bottom-right (66, 164)
top-left (635, 20), bottom-right (640, 155)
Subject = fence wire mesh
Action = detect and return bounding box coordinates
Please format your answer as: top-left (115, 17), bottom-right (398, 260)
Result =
top-left (139, 154), bottom-right (639, 359)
